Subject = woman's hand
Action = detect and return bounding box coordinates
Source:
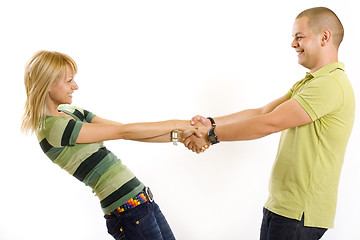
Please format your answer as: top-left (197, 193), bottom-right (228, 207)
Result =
top-left (173, 120), bottom-right (202, 142)
top-left (178, 127), bottom-right (202, 142)
top-left (183, 126), bottom-right (210, 153)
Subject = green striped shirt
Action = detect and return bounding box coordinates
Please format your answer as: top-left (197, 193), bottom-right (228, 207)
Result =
top-left (37, 105), bottom-right (144, 213)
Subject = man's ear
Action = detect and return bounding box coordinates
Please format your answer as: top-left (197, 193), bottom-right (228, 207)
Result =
top-left (321, 30), bottom-right (332, 46)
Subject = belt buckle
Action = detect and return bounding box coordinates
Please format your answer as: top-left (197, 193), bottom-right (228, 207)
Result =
top-left (144, 187), bottom-right (154, 202)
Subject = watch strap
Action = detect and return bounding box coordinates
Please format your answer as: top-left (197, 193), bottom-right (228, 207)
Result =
top-left (207, 117), bottom-right (216, 127)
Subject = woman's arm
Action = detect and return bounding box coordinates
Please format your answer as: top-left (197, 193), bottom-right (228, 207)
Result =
top-left (131, 130), bottom-right (196, 143)
top-left (132, 133), bottom-right (172, 142)
top-left (76, 117), bottom-right (197, 144)
top-left (90, 116), bottom-right (123, 125)
top-left (89, 116), bottom-right (193, 142)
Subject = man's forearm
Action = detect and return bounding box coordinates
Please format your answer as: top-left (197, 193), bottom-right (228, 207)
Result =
top-left (215, 97), bottom-right (312, 141)
top-left (186, 95), bottom-right (292, 152)
top-left (215, 114), bottom-right (278, 141)
top-left (214, 96), bottom-right (290, 127)
top-left (214, 108), bottom-right (264, 127)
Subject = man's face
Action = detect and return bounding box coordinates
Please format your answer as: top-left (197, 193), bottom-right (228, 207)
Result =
top-left (291, 17), bottom-right (322, 72)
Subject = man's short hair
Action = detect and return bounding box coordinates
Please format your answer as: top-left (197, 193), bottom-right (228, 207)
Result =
top-left (296, 7), bottom-right (344, 49)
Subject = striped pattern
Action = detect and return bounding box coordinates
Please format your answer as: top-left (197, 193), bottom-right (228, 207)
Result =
top-left (36, 105), bottom-right (144, 213)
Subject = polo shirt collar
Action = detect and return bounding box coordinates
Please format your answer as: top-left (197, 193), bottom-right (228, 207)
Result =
top-left (308, 62), bottom-right (345, 78)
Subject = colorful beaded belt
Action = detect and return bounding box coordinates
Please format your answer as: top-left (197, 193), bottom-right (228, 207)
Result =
top-left (106, 187), bottom-right (153, 215)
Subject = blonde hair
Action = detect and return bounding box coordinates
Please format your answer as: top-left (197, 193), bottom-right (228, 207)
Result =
top-left (21, 50), bottom-right (77, 134)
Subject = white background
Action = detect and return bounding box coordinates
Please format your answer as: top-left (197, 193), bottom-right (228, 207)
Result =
top-left (1, 0), bottom-right (359, 239)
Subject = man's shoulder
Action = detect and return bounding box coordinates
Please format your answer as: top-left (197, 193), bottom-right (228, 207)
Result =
top-left (312, 62), bottom-right (345, 79)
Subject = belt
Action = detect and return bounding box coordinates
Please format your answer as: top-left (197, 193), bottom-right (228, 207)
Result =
top-left (106, 187), bottom-right (154, 215)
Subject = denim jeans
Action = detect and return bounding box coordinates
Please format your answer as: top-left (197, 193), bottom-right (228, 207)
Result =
top-left (104, 201), bottom-right (176, 240)
top-left (260, 208), bottom-right (327, 240)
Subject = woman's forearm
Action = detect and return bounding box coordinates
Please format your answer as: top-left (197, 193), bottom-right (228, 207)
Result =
top-left (130, 128), bottom-right (192, 143)
top-left (77, 119), bottom-right (193, 144)
top-left (130, 133), bottom-right (172, 142)
top-left (120, 120), bottom-right (190, 140)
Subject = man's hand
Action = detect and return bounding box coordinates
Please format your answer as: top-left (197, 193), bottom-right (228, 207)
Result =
top-left (182, 115), bottom-right (212, 153)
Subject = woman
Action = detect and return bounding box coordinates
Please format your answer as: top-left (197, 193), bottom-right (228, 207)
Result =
top-left (21, 50), bottom-right (199, 240)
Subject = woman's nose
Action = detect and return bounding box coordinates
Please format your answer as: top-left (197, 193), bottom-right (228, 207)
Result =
top-left (72, 80), bottom-right (79, 90)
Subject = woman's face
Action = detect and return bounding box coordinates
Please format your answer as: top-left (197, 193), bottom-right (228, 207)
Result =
top-left (48, 65), bottom-right (78, 105)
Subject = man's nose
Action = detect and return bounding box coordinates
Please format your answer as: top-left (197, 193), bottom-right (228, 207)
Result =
top-left (291, 38), bottom-right (298, 48)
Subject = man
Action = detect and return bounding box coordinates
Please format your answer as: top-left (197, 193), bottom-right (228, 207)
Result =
top-left (184, 7), bottom-right (355, 240)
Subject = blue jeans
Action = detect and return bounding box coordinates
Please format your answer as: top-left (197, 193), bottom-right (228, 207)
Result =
top-left (104, 201), bottom-right (176, 240)
top-left (260, 208), bottom-right (327, 240)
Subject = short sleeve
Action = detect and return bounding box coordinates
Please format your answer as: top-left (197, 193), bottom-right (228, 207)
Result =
top-left (285, 90), bottom-right (292, 99)
top-left (45, 117), bottom-right (83, 147)
top-left (293, 76), bottom-right (343, 121)
top-left (83, 109), bottom-right (96, 123)
top-left (58, 105), bottom-right (96, 123)
top-left (286, 78), bottom-right (305, 99)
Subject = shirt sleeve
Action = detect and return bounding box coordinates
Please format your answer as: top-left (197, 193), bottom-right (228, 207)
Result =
top-left (61, 119), bottom-right (83, 146)
top-left (292, 76), bottom-right (344, 121)
top-left (72, 106), bottom-right (96, 123)
top-left (285, 90), bottom-right (292, 99)
top-left (58, 105), bottom-right (96, 123)
top-left (83, 109), bottom-right (96, 123)
top-left (46, 117), bottom-right (83, 147)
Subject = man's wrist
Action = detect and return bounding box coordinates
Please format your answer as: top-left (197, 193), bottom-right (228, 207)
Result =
top-left (207, 117), bottom-right (220, 144)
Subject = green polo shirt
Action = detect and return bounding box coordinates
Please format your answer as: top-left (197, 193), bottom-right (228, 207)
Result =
top-left (264, 62), bottom-right (355, 228)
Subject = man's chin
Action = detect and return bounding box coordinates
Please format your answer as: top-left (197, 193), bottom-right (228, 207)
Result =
top-left (298, 60), bottom-right (310, 70)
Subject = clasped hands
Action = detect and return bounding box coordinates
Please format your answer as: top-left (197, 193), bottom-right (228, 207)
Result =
top-left (179, 115), bottom-right (213, 154)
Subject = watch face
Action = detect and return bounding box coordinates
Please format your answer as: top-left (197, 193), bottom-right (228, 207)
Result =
top-left (207, 127), bottom-right (219, 144)
top-left (209, 136), bottom-right (216, 143)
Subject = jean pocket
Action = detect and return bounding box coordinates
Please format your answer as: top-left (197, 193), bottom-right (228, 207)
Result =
top-left (134, 203), bottom-right (164, 238)
top-left (117, 231), bottom-right (126, 240)
top-left (133, 203), bottom-right (152, 225)
top-left (106, 217), bottom-right (127, 240)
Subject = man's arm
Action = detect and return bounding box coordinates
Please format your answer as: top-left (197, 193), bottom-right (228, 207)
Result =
top-left (184, 96), bottom-right (312, 152)
top-left (215, 98), bottom-right (312, 141)
top-left (192, 95), bottom-right (290, 127)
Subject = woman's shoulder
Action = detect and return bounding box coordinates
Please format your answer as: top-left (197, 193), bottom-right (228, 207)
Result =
top-left (58, 104), bottom-right (84, 113)
top-left (58, 105), bottom-right (95, 123)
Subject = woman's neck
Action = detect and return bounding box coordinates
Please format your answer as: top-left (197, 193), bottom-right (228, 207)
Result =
top-left (45, 100), bottom-right (60, 116)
